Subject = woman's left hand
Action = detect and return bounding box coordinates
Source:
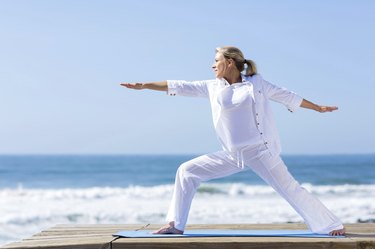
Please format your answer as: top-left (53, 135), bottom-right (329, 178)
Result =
top-left (316, 105), bottom-right (338, 113)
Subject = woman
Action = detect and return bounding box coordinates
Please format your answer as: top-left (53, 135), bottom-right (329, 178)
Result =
top-left (121, 46), bottom-right (345, 236)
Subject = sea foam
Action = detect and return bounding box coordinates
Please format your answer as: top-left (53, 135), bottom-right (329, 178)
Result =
top-left (1, 183), bottom-right (374, 245)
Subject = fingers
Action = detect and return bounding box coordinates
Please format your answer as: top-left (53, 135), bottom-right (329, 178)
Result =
top-left (120, 83), bottom-right (143, 90)
top-left (329, 106), bottom-right (339, 111)
top-left (120, 83), bottom-right (135, 88)
top-left (320, 106), bottom-right (339, 112)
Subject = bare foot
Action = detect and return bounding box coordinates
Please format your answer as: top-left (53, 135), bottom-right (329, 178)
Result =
top-left (329, 227), bottom-right (346, 236)
top-left (152, 221), bottom-right (184, 234)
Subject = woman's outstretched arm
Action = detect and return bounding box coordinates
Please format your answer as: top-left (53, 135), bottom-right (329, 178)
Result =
top-left (300, 99), bottom-right (338, 113)
top-left (120, 81), bottom-right (168, 91)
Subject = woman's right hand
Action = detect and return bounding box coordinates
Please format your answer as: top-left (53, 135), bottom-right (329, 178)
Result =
top-left (120, 81), bottom-right (168, 92)
top-left (120, 83), bottom-right (144, 90)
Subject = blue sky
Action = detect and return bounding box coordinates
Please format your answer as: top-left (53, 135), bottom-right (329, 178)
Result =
top-left (0, 0), bottom-right (374, 155)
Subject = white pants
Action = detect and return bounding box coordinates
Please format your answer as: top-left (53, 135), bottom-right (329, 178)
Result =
top-left (166, 144), bottom-right (343, 234)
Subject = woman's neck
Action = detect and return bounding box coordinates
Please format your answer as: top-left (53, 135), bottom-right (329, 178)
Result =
top-left (224, 71), bottom-right (242, 85)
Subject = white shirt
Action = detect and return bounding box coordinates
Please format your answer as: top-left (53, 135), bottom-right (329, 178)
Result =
top-left (167, 74), bottom-right (303, 157)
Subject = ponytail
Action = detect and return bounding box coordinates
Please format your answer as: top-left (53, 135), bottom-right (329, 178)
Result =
top-left (244, 59), bottom-right (257, 76)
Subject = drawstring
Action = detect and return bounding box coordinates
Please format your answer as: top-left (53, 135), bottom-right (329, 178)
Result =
top-left (236, 147), bottom-right (246, 169)
top-left (235, 144), bottom-right (261, 169)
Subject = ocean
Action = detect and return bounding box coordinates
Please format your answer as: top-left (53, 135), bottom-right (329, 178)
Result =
top-left (0, 154), bottom-right (374, 245)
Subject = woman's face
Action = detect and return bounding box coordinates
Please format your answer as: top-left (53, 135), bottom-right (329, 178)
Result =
top-left (212, 52), bottom-right (228, 79)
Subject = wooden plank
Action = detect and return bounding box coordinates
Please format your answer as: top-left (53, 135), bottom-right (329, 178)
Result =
top-left (1, 223), bottom-right (374, 249)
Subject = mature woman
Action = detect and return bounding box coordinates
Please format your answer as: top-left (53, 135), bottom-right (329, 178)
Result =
top-left (121, 46), bottom-right (345, 236)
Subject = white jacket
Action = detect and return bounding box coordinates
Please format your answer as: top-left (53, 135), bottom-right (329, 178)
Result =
top-left (167, 74), bottom-right (303, 158)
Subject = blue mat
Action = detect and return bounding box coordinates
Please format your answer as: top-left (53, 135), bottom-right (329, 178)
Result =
top-left (113, 229), bottom-right (344, 238)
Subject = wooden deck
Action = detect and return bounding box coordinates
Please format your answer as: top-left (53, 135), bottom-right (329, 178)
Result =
top-left (1, 223), bottom-right (374, 249)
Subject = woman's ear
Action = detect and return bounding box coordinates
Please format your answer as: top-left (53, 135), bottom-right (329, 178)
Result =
top-left (227, 58), bottom-right (234, 67)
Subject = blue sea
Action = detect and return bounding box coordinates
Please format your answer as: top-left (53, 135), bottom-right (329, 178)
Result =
top-left (1, 154), bottom-right (375, 245)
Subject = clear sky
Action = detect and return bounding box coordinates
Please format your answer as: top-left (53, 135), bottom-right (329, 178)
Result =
top-left (0, 0), bottom-right (374, 155)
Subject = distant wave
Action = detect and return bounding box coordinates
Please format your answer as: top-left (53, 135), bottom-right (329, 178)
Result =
top-left (1, 183), bottom-right (374, 246)
top-left (196, 183), bottom-right (375, 197)
top-left (1, 183), bottom-right (374, 199)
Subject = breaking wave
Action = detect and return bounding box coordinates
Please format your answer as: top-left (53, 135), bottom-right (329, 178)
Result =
top-left (1, 183), bottom-right (374, 245)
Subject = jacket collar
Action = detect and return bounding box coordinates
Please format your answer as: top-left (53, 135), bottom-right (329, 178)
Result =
top-left (218, 74), bottom-right (249, 86)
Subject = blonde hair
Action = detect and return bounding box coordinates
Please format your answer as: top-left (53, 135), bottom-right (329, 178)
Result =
top-left (215, 46), bottom-right (257, 76)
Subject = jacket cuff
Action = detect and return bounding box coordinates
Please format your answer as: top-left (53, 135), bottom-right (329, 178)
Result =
top-left (167, 80), bottom-right (178, 96)
top-left (287, 95), bottom-right (303, 112)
